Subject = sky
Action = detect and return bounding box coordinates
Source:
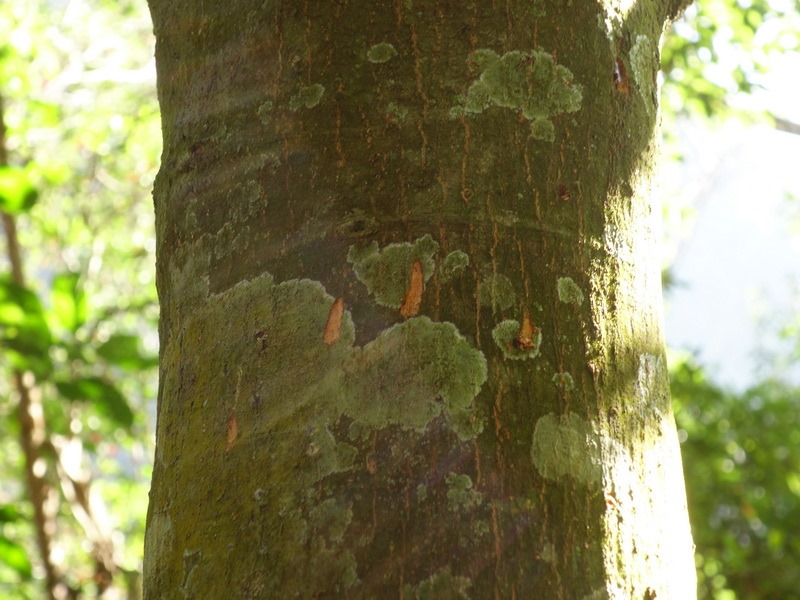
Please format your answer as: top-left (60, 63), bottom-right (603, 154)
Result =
top-left (659, 54), bottom-right (800, 390)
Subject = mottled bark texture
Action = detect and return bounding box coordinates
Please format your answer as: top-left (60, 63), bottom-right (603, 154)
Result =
top-left (144, 1), bottom-right (695, 598)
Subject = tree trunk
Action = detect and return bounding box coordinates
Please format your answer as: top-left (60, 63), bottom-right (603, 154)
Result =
top-left (144, 1), bottom-right (696, 597)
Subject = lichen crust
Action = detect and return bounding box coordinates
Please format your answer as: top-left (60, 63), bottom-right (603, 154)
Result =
top-left (492, 319), bottom-right (542, 360)
top-left (347, 234), bottom-right (438, 308)
top-left (460, 48), bottom-right (583, 141)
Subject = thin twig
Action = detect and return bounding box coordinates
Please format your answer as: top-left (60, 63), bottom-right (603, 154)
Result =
top-left (1, 93), bottom-right (67, 600)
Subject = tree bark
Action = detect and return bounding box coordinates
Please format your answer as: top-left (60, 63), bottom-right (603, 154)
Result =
top-left (144, 1), bottom-right (696, 598)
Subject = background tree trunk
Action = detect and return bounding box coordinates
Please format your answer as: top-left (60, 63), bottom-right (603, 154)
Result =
top-left (144, 1), bottom-right (695, 597)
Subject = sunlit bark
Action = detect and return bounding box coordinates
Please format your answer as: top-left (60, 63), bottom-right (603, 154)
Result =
top-left (145, 2), bottom-right (695, 597)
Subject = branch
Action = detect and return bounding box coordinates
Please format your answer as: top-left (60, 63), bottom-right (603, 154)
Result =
top-left (1, 94), bottom-right (69, 600)
top-left (46, 437), bottom-right (118, 594)
top-left (774, 116), bottom-right (800, 136)
top-left (665, 0), bottom-right (696, 22)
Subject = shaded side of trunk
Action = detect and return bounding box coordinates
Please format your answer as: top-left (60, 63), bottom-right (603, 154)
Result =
top-left (144, 1), bottom-right (695, 597)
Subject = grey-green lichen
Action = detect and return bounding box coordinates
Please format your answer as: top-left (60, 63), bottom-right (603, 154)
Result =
top-left (308, 427), bottom-right (358, 478)
top-left (492, 319), bottom-right (542, 360)
top-left (222, 273), bottom-right (486, 440)
top-left (478, 274), bottom-right (516, 311)
top-left (552, 372), bottom-right (575, 391)
top-left (289, 83), bottom-right (325, 110)
top-left (557, 276), bottom-right (584, 305)
top-left (460, 48), bottom-right (582, 140)
top-left (349, 317), bottom-right (487, 437)
top-left (531, 413), bottom-right (603, 486)
top-left (367, 42), bottom-right (398, 63)
top-left (416, 483), bottom-right (428, 502)
top-left (540, 541), bottom-right (556, 564)
top-left (257, 99), bottom-right (274, 124)
top-left (309, 498), bottom-right (352, 544)
top-left (347, 234), bottom-right (438, 308)
top-left (257, 152), bottom-right (281, 170)
top-left (180, 549), bottom-right (202, 595)
top-left (493, 209), bottom-right (521, 226)
top-left (403, 568), bottom-right (472, 599)
top-left (438, 250), bottom-right (469, 282)
top-left (445, 473), bottom-right (482, 510)
top-left (226, 180), bottom-right (262, 221)
top-left (386, 102), bottom-right (409, 122)
top-left (629, 35), bottom-right (657, 115)
top-left (175, 249), bottom-right (489, 593)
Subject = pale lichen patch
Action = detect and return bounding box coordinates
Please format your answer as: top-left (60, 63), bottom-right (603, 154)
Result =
top-left (308, 427), bottom-right (357, 479)
top-left (478, 274), bottom-right (516, 312)
top-left (445, 473), bottom-right (482, 510)
top-left (552, 372), bottom-right (575, 391)
top-left (209, 272), bottom-right (486, 440)
top-left (403, 568), bottom-right (472, 599)
top-left (386, 102), bottom-right (409, 122)
top-left (557, 276), bottom-right (584, 305)
top-left (416, 483), bottom-right (428, 501)
top-left (531, 413), bottom-right (603, 486)
top-left (347, 234), bottom-right (438, 309)
top-left (257, 99), bottom-right (274, 124)
top-left (630, 35), bottom-right (657, 115)
top-left (438, 250), bottom-right (469, 282)
top-left (367, 42), bottom-right (398, 63)
top-left (289, 83), bottom-right (325, 110)
top-left (348, 317), bottom-right (487, 439)
top-left (309, 498), bottom-right (353, 544)
top-left (530, 116), bottom-right (556, 142)
top-left (540, 541), bottom-right (556, 564)
top-left (226, 180), bottom-right (262, 221)
top-left (460, 48), bottom-right (582, 139)
top-left (180, 549), bottom-right (202, 595)
top-left (180, 259), bottom-right (489, 592)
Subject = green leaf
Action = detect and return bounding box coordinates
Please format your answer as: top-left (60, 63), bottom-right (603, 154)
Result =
top-left (55, 376), bottom-right (133, 428)
top-left (0, 278), bottom-right (53, 376)
top-left (0, 165), bottom-right (38, 214)
top-left (0, 535), bottom-right (32, 579)
top-left (96, 333), bottom-right (156, 370)
top-left (0, 504), bottom-right (24, 524)
top-left (50, 272), bottom-right (87, 332)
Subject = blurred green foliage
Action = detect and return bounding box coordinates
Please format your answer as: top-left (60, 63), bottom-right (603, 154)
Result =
top-left (0, 0), bottom-right (797, 597)
top-left (672, 356), bottom-right (800, 599)
top-left (662, 0), bottom-right (800, 122)
top-left (0, 0), bottom-right (159, 596)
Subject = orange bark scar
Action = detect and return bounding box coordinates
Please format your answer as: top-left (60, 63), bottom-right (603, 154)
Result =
top-left (225, 412), bottom-right (238, 451)
top-left (515, 310), bottom-right (539, 350)
top-left (399, 260), bottom-right (424, 319)
top-left (613, 58), bottom-right (629, 93)
top-left (323, 297), bottom-right (344, 345)
top-left (366, 456), bottom-right (378, 475)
